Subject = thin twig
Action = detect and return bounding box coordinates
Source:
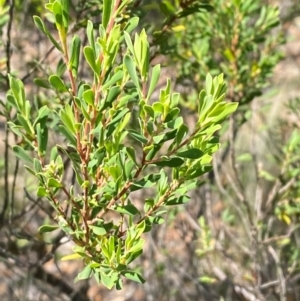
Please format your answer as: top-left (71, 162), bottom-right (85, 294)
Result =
top-left (213, 155), bottom-right (252, 239)
top-left (21, 45), bottom-right (56, 83)
top-left (268, 246), bottom-right (286, 301)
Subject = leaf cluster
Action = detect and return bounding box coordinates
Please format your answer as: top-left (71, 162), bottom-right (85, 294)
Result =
top-left (5, 0), bottom-right (237, 289)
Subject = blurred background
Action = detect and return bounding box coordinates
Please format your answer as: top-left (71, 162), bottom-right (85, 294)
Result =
top-left (1, 0), bottom-right (300, 300)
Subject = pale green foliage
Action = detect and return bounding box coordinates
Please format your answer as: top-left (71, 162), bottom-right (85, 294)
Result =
top-left (6, 0), bottom-right (237, 289)
top-left (172, 0), bottom-right (283, 111)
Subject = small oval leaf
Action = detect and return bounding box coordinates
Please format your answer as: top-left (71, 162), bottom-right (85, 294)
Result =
top-left (38, 224), bottom-right (59, 233)
top-left (176, 148), bottom-right (204, 159)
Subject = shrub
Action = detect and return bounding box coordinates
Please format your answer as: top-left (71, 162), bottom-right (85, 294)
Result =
top-left (3, 1), bottom-right (299, 300)
top-left (5, 0), bottom-right (237, 289)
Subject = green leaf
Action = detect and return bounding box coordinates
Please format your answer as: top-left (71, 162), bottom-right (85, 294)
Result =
top-left (102, 0), bottom-right (113, 29)
top-left (37, 186), bottom-right (47, 197)
top-left (24, 165), bottom-right (36, 176)
top-left (147, 64), bottom-right (160, 99)
top-left (60, 105), bottom-right (76, 134)
top-left (61, 0), bottom-right (69, 29)
top-left (164, 108), bottom-right (180, 123)
top-left (69, 34), bottom-right (81, 78)
top-left (58, 125), bottom-right (77, 146)
top-left (122, 271), bottom-right (145, 283)
top-left (145, 143), bottom-right (162, 161)
top-left (56, 58), bottom-right (67, 77)
top-left (33, 16), bottom-right (62, 51)
top-left (125, 159), bottom-right (135, 180)
top-left (176, 180), bottom-right (202, 194)
top-left (50, 146), bottom-right (58, 162)
top-left (144, 105), bottom-right (155, 118)
top-left (124, 55), bottom-right (140, 89)
top-left (38, 224), bottom-right (59, 233)
top-left (176, 148), bottom-right (204, 159)
top-left (135, 220), bottom-right (146, 237)
top-left (89, 226), bottom-right (107, 236)
top-left (109, 165), bottom-right (121, 181)
top-left (117, 114), bottom-right (130, 133)
top-left (34, 78), bottom-right (51, 89)
top-left (17, 114), bottom-right (34, 135)
top-left (86, 20), bottom-right (95, 52)
top-left (34, 158), bottom-right (43, 173)
top-left (148, 215), bottom-right (165, 225)
top-left (49, 75), bottom-right (68, 92)
top-left (138, 30), bottom-right (149, 79)
top-left (207, 102), bottom-right (238, 122)
top-left (159, 1), bottom-right (176, 16)
top-left (128, 129), bottom-right (148, 144)
top-left (115, 204), bottom-right (139, 216)
top-left (100, 86), bottom-right (121, 111)
top-left (124, 31), bottom-right (134, 54)
top-left (52, 0), bottom-right (64, 29)
top-left (176, 124), bottom-right (188, 146)
top-left (47, 178), bottom-right (63, 188)
top-left (6, 122), bottom-right (22, 138)
top-left (126, 147), bottom-right (137, 164)
top-left (6, 94), bottom-right (18, 110)
top-left (82, 89), bottom-right (95, 106)
top-left (131, 173), bottom-right (161, 191)
top-left (170, 93), bottom-right (180, 109)
top-left (100, 271), bottom-right (119, 289)
top-left (127, 237), bottom-right (145, 253)
top-left (107, 108), bottom-right (129, 127)
top-left (103, 70), bottom-right (124, 89)
top-left (153, 129), bottom-right (177, 144)
top-left (152, 102), bottom-right (164, 113)
top-left (165, 195), bottom-right (190, 206)
top-left (61, 253), bottom-right (82, 261)
top-left (187, 165), bottom-right (212, 179)
top-left (12, 146), bottom-right (33, 164)
top-left (83, 46), bottom-right (99, 75)
top-left (36, 123), bottom-right (48, 157)
top-left (206, 73), bottom-right (213, 94)
top-left (76, 266), bottom-right (92, 281)
top-left (154, 157), bottom-right (184, 167)
top-left (9, 75), bottom-right (25, 112)
top-left (126, 249), bottom-right (143, 264)
top-left (167, 116), bottom-right (183, 130)
top-left (124, 16), bottom-right (139, 34)
top-left (33, 105), bottom-right (50, 127)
